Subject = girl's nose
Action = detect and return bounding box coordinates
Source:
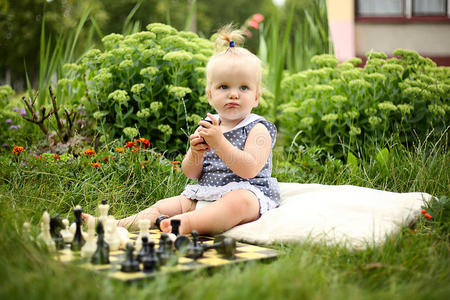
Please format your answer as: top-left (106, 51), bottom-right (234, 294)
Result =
top-left (228, 88), bottom-right (239, 99)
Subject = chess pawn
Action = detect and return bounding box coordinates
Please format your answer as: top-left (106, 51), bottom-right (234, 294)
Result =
top-left (201, 236), bottom-right (236, 259)
top-left (81, 217), bottom-right (97, 259)
top-left (120, 243), bottom-right (140, 272)
top-left (156, 233), bottom-right (170, 266)
top-left (117, 226), bottom-right (130, 249)
top-left (39, 211), bottom-right (56, 252)
top-left (98, 199), bottom-right (110, 225)
top-left (104, 217), bottom-right (120, 251)
top-left (135, 219), bottom-right (150, 252)
top-left (185, 230), bottom-right (203, 260)
top-left (91, 222), bottom-right (110, 265)
top-left (60, 219), bottom-right (73, 243)
top-left (50, 215), bottom-right (65, 250)
top-left (71, 206), bottom-right (86, 251)
top-left (142, 240), bottom-right (159, 272)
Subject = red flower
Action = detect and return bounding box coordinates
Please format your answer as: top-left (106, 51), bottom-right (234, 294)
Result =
top-left (12, 146), bottom-right (25, 154)
top-left (135, 138), bottom-right (150, 148)
top-left (139, 160), bottom-right (149, 169)
top-left (103, 156), bottom-right (109, 162)
top-left (421, 209), bottom-right (426, 214)
top-left (248, 19), bottom-right (259, 29)
top-left (424, 214), bottom-right (432, 220)
top-left (252, 13), bottom-right (264, 23)
top-left (83, 149), bottom-right (96, 157)
top-left (124, 141), bottom-right (138, 148)
top-left (91, 162), bottom-right (101, 168)
top-left (52, 154), bottom-right (60, 160)
top-left (131, 148), bottom-right (141, 152)
top-left (115, 147), bottom-right (124, 154)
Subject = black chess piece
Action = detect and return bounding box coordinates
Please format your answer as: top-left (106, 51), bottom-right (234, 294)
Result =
top-left (155, 215), bottom-right (169, 231)
top-left (49, 214), bottom-right (65, 249)
top-left (200, 119), bottom-right (213, 144)
top-left (142, 240), bottom-right (159, 272)
top-left (174, 234), bottom-right (190, 251)
top-left (185, 230), bottom-right (204, 260)
top-left (165, 237), bottom-right (178, 265)
top-left (170, 219), bottom-right (181, 236)
top-left (137, 236), bottom-right (150, 262)
top-left (156, 233), bottom-right (170, 265)
top-left (71, 206), bottom-right (86, 251)
top-left (202, 236), bottom-right (236, 258)
top-left (121, 243), bottom-right (140, 272)
top-left (91, 222), bottom-right (110, 265)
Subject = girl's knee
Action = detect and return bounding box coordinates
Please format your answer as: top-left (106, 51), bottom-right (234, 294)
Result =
top-left (224, 190), bottom-right (259, 218)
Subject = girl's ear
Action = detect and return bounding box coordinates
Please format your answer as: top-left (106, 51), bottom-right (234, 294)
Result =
top-left (207, 88), bottom-right (213, 103)
top-left (253, 89), bottom-right (261, 107)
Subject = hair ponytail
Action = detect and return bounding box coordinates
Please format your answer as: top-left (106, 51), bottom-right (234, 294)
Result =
top-left (214, 24), bottom-right (245, 53)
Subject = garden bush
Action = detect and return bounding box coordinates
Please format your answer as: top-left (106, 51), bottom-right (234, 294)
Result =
top-left (279, 50), bottom-right (450, 157)
top-left (61, 23), bottom-right (215, 154)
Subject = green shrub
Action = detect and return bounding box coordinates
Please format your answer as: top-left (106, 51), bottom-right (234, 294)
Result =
top-left (61, 23), bottom-right (214, 154)
top-left (279, 50), bottom-right (450, 157)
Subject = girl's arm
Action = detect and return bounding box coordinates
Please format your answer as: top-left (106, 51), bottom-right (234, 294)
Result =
top-left (182, 128), bottom-right (210, 179)
top-left (198, 116), bottom-right (272, 179)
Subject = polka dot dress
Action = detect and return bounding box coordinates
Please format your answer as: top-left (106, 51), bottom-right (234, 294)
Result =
top-left (182, 114), bottom-right (280, 215)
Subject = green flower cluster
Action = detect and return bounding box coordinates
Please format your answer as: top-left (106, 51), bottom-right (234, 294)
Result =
top-left (279, 51), bottom-right (450, 157)
top-left (61, 23), bottom-right (214, 154)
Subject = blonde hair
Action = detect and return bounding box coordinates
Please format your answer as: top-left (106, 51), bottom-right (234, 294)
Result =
top-left (206, 24), bottom-right (262, 93)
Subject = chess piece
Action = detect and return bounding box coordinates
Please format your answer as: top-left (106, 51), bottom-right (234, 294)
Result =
top-left (81, 217), bottom-right (97, 258)
top-left (167, 219), bottom-right (180, 242)
top-left (121, 243), bottom-right (140, 272)
top-left (60, 219), bottom-right (73, 243)
top-left (49, 214), bottom-right (65, 249)
top-left (104, 217), bottom-right (120, 251)
top-left (202, 236), bottom-right (236, 258)
top-left (137, 236), bottom-right (150, 262)
top-left (91, 222), bottom-right (110, 265)
top-left (71, 206), bottom-right (86, 251)
top-left (141, 240), bottom-right (159, 272)
top-left (156, 233), bottom-right (170, 265)
top-left (155, 215), bottom-right (169, 231)
top-left (39, 211), bottom-right (56, 251)
top-left (98, 199), bottom-right (110, 225)
top-left (117, 226), bottom-right (129, 249)
top-left (185, 230), bottom-right (203, 260)
top-left (135, 219), bottom-right (150, 252)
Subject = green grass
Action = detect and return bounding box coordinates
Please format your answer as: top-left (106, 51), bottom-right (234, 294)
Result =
top-left (0, 137), bottom-right (448, 300)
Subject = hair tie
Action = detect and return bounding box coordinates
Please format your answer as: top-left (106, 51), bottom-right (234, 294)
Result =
top-left (229, 40), bottom-right (235, 48)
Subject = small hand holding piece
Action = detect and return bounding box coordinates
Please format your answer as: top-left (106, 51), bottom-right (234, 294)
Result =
top-left (197, 113), bottom-right (223, 149)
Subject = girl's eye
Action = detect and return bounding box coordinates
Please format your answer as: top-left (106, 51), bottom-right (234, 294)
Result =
top-left (241, 86), bottom-right (248, 91)
top-left (220, 85), bottom-right (228, 89)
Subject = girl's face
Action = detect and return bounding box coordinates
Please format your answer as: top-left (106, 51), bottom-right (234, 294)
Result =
top-left (207, 56), bottom-right (260, 124)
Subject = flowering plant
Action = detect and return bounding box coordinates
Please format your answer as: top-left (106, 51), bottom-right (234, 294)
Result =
top-left (279, 50), bottom-right (449, 157)
top-left (61, 23), bottom-right (214, 154)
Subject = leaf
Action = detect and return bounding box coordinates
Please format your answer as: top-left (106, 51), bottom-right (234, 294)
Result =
top-left (376, 147), bottom-right (390, 175)
top-left (347, 152), bottom-right (358, 173)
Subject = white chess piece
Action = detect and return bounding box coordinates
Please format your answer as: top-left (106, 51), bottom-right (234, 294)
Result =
top-left (98, 200), bottom-right (110, 225)
top-left (117, 226), bottom-right (129, 249)
top-left (81, 217), bottom-right (97, 258)
top-left (135, 219), bottom-right (150, 252)
top-left (39, 211), bottom-right (55, 251)
top-left (104, 216), bottom-right (120, 251)
top-left (60, 218), bottom-right (73, 243)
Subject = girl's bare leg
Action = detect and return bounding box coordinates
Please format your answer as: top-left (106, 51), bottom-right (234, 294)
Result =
top-left (160, 189), bottom-right (260, 235)
top-left (82, 195), bottom-right (196, 230)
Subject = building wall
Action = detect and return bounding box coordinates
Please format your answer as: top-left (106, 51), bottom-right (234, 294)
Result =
top-left (355, 22), bottom-right (450, 56)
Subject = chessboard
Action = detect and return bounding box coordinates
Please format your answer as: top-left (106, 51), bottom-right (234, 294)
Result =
top-left (54, 229), bottom-right (278, 282)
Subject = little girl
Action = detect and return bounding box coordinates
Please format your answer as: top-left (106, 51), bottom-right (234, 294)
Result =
top-left (87, 25), bottom-right (280, 235)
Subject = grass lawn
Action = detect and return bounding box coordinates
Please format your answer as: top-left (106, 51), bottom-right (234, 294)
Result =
top-left (0, 137), bottom-right (448, 300)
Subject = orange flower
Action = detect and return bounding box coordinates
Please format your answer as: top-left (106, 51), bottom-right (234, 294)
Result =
top-left (83, 149), bottom-right (96, 157)
top-left (131, 148), bottom-right (141, 152)
top-left (424, 213), bottom-right (432, 220)
top-left (169, 160), bottom-right (181, 165)
top-left (169, 160), bottom-right (181, 172)
top-left (52, 154), bottom-right (60, 160)
top-left (135, 138), bottom-right (150, 148)
top-left (115, 147), bottom-right (124, 154)
top-left (252, 13), bottom-right (264, 23)
top-left (12, 146), bottom-right (25, 154)
top-left (124, 141), bottom-right (138, 148)
top-left (103, 156), bottom-right (109, 162)
top-left (91, 162), bottom-right (101, 168)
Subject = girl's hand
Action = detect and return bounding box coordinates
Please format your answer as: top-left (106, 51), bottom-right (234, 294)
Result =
top-left (197, 113), bottom-right (224, 148)
top-left (189, 133), bottom-right (210, 155)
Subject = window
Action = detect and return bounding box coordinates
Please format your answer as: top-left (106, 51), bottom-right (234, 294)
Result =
top-left (356, 0), bottom-right (449, 17)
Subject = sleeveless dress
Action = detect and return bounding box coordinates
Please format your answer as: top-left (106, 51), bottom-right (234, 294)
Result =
top-left (182, 113), bottom-right (280, 215)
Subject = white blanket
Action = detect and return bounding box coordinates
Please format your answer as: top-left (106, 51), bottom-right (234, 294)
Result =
top-left (221, 183), bottom-right (433, 249)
